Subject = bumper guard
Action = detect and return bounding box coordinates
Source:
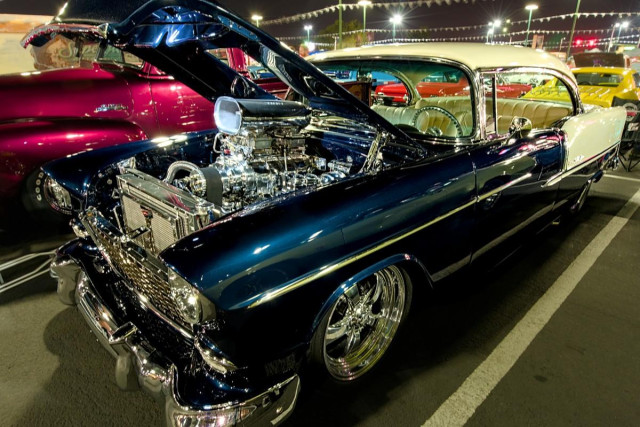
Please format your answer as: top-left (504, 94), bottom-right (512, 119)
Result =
top-left (51, 256), bottom-right (300, 426)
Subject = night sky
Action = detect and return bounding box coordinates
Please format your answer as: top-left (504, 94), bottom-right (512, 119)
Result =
top-left (0, 0), bottom-right (638, 40)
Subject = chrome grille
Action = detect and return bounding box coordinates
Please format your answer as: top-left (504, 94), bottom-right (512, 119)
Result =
top-left (86, 213), bottom-right (190, 331)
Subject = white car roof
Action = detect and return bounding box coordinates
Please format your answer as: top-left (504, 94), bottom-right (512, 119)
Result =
top-left (308, 43), bottom-right (575, 81)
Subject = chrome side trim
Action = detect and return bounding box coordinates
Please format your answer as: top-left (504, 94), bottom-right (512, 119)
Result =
top-left (544, 142), bottom-right (619, 187)
top-left (249, 196), bottom-right (477, 308)
top-left (250, 171), bottom-right (534, 308)
top-left (477, 173), bottom-right (533, 201)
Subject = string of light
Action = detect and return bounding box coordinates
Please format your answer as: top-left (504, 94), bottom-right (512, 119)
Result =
top-left (278, 26), bottom-right (639, 42)
top-left (365, 32), bottom-right (640, 45)
top-left (262, 3), bottom-right (640, 27)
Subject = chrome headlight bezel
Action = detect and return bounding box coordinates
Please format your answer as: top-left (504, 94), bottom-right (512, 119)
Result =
top-left (43, 176), bottom-right (73, 215)
top-left (167, 269), bottom-right (216, 325)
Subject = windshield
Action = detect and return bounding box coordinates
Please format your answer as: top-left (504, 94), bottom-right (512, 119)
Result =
top-left (313, 59), bottom-right (475, 139)
top-left (30, 34), bottom-right (143, 70)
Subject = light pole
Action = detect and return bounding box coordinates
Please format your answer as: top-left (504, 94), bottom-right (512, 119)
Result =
top-left (358, 0), bottom-right (372, 43)
top-left (616, 21), bottom-right (629, 48)
top-left (390, 14), bottom-right (402, 43)
top-left (251, 14), bottom-right (262, 28)
top-left (566, 0), bottom-right (582, 58)
top-left (486, 20), bottom-right (500, 44)
top-left (304, 25), bottom-right (312, 43)
top-left (525, 4), bottom-right (538, 46)
top-left (608, 23), bottom-right (619, 52)
top-left (492, 19), bottom-right (501, 43)
top-left (338, 0), bottom-right (343, 49)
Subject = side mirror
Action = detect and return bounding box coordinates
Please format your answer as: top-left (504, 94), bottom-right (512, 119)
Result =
top-left (509, 116), bottom-right (532, 136)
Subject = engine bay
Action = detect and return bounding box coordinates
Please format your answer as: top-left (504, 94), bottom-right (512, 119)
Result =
top-left (114, 97), bottom-right (380, 255)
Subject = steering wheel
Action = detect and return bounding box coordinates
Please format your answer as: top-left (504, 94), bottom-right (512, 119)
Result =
top-left (411, 105), bottom-right (464, 138)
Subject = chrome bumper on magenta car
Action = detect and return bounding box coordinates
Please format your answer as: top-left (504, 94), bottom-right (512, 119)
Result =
top-left (50, 256), bottom-right (300, 427)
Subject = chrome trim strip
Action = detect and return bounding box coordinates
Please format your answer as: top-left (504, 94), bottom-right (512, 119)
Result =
top-left (250, 171), bottom-right (534, 308)
top-left (249, 196), bottom-right (477, 308)
top-left (477, 173), bottom-right (533, 202)
top-left (544, 142), bottom-right (619, 187)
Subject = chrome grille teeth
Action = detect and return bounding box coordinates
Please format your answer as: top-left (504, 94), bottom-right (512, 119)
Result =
top-left (92, 225), bottom-right (189, 330)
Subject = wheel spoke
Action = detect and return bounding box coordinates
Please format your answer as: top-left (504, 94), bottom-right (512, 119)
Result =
top-left (325, 318), bottom-right (349, 345)
top-left (364, 273), bottom-right (383, 306)
top-left (343, 330), bottom-right (361, 355)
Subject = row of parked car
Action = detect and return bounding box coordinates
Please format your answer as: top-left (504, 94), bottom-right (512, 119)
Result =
top-left (2, 0), bottom-right (633, 425)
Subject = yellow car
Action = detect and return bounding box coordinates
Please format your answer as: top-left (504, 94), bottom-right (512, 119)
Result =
top-left (524, 67), bottom-right (640, 111)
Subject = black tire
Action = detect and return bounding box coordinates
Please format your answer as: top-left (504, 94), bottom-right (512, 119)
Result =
top-left (309, 265), bottom-right (412, 382)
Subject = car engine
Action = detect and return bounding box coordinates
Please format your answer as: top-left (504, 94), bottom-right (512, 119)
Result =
top-left (117, 97), bottom-right (353, 255)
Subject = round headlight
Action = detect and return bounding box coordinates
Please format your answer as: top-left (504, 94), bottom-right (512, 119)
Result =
top-left (43, 176), bottom-right (73, 214)
top-left (168, 269), bottom-right (202, 325)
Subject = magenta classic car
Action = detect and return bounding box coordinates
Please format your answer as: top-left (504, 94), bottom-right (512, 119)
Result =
top-left (0, 31), bottom-right (260, 221)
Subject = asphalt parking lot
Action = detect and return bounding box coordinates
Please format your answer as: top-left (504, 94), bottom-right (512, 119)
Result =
top-left (1, 165), bottom-right (639, 426)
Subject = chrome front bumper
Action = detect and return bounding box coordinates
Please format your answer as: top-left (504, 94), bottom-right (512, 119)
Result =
top-left (51, 256), bottom-right (300, 426)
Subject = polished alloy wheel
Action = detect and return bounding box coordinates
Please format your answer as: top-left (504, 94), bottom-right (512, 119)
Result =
top-left (322, 265), bottom-right (407, 381)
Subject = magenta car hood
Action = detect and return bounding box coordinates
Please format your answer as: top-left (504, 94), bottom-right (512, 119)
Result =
top-left (22, 0), bottom-right (400, 136)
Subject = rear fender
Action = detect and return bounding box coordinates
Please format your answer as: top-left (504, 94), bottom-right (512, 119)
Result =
top-left (0, 119), bottom-right (147, 199)
top-left (561, 106), bottom-right (626, 170)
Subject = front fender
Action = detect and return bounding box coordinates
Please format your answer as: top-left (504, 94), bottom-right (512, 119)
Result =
top-left (0, 118), bottom-right (147, 200)
top-left (308, 253), bottom-right (430, 342)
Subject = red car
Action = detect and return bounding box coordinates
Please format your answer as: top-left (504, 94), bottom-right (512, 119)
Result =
top-left (0, 30), bottom-right (284, 221)
top-left (376, 71), bottom-right (531, 103)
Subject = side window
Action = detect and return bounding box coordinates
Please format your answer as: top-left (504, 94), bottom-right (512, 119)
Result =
top-left (633, 72), bottom-right (640, 89)
top-left (485, 71), bottom-right (573, 136)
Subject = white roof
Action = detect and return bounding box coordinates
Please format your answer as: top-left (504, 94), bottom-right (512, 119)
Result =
top-left (308, 43), bottom-right (574, 80)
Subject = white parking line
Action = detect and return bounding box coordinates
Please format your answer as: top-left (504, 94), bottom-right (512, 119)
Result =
top-left (423, 187), bottom-right (640, 427)
top-left (603, 174), bottom-right (640, 184)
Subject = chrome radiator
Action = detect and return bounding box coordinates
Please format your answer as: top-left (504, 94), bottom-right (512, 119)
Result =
top-left (118, 170), bottom-right (219, 255)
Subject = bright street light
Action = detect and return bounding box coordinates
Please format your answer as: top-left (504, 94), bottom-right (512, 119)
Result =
top-left (304, 24), bottom-right (313, 43)
top-left (251, 14), bottom-right (263, 27)
top-left (525, 4), bottom-right (538, 46)
top-left (358, 0), bottom-right (372, 42)
top-left (616, 21), bottom-right (629, 46)
top-left (390, 14), bottom-right (402, 43)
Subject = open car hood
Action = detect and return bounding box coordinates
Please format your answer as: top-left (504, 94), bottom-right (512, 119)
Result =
top-left (573, 52), bottom-right (627, 68)
top-left (22, 0), bottom-right (400, 135)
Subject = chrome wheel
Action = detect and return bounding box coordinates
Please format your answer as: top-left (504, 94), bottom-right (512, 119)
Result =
top-left (321, 265), bottom-right (407, 381)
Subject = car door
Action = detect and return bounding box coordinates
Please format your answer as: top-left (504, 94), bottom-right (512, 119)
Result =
top-left (470, 71), bottom-right (567, 261)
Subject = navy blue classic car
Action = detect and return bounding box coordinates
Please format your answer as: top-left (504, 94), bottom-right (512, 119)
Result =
top-left (40, 0), bottom-right (626, 425)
